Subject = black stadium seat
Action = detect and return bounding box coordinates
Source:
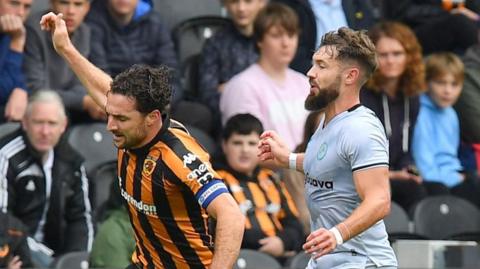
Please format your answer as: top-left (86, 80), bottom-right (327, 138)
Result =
top-left (234, 249), bottom-right (282, 269)
top-left (413, 195), bottom-right (480, 240)
top-left (67, 123), bottom-right (116, 175)
top-left (172, 16), bottom-right (230, 66)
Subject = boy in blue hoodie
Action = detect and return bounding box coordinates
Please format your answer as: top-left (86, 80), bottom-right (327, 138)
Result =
top-left (413, 52), bottom-right (480, 207)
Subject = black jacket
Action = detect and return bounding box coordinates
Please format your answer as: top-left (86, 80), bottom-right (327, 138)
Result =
top-left (0, 128), bottom-right (94, 255)
top-left (274, 0), bottom-right (379, 74)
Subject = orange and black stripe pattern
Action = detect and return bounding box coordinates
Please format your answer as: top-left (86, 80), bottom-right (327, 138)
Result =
top-left (118, 119), bottom-right (229, 269)
top-left (217, 168), bottom-right (299, 237)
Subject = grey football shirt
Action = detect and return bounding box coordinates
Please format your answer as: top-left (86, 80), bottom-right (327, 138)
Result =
top-left (303, 105), bottom-right (397, 268)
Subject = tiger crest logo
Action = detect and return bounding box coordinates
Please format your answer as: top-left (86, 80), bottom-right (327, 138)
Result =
top-left (143, 156), bottom-right (157, 176)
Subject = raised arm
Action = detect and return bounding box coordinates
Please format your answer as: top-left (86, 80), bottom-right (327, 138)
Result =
top-left (39, 12), bottom-right (110, 109)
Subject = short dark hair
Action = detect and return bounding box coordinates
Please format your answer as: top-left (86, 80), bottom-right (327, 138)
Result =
top-left (253, 2), bottom-right (299, 42)
top-left (222, 114), bottom-right (264, 141)
top-left (110, 64), bottom-right (172, 114)
top-left (320, 27), bottom-right (377, 83)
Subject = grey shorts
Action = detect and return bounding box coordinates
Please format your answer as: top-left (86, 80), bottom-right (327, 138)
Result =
top-left (306, 252), bottom-right (397, 269)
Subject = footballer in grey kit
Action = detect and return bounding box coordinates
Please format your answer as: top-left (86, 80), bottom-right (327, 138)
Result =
top-left (304, 105), bottom-right (396, 268)
top-left (259, 27), bottom-right (398, 269)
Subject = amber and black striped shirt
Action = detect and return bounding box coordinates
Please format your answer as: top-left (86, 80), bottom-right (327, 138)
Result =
top-left (118, 119), bottom-right (229, 269)
top-left (216, 164), bottom-right (304, 251)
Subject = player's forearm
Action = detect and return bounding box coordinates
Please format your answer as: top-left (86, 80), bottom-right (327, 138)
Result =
top-left (337, 194), bottom-right (390, 242)
top-left (210, 207), bottom-right (244, 269)
top-left (59, 43), bottom-right (111, 109)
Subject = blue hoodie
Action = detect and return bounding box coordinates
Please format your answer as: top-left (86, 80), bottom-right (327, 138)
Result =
top-left (0, 34), bottom-right (27, 104)
top-left (412, 94), bottom-right (463, 187)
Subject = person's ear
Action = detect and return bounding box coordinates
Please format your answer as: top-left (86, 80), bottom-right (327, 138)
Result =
top-left (344, 67), bottom-right (360, 86)
top-left (146, 110), bottom-right (161, 126)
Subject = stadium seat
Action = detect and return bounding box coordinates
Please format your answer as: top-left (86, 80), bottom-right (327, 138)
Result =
top-left (385, 201), bottom-right (425, 241)
top-left (234, 249), bottom-right (282, 269)
top-left (285, 251), bottom-right (310, 269)
top-left (154, 0), bottom-right (224, 30)
top-left (53, 251), bottom-right (89, 269)
top-left (413, 195), bottom-right (480, 240)
top-left (172, 16), bottom-right (230, 66)
top-left (384, 201), bottom-right (410, 234)
top-left (0, 122), bottom-right (20, 138)
top-left (185, 124), bottom-right (217, 155)
top-left (180, 54), bottom-right (201, 100)
top-left (89, 161), bottom-right (117, 219)
top-left (67, 123), bottom-right (116, 175)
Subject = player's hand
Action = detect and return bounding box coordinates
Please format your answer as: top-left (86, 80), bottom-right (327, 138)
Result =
top-left (83, 95), bottom-right (107, 121)
top-left (4, 88), bottom-right (28, 121)
top-left (303, 228), bottom-right (336, 260)
top-left (258, 130), bottom-right (290, 168)
top-left (7, 256), bottom-right (23, 269)
top-left (258, 236), bottom-right (284, 257)
top-left (40, 12), bottom-right (71, 53)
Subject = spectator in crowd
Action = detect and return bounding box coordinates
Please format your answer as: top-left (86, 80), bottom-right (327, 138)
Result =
top-left (0, 90), bottom-right (94, 267)
top-left (0, 212), bottom-right (31, 269)
top-left (23, 0), bottom-right (101, 124)
top-left (382, 0), bottom-right (480, 55)
top-left (455, 39), bottom-right (480, 143)
top-left (274, 0), bottom-right (379, 74)
top-left (198, 0), bottom-right (265, 131)
top-left (361, 21), bottom-right (427, 211)
top-left (0, 0), bottom-right (32, 122)
top-left (220, 2), bottom-right (309, 150)
top-left (413, 52), bottom-right (480, 207)
top-left (215, 113), bottom-right (304, 262)
top-left (85, 0), bottom-right (213, 133)
top-left (90, 180), bottom-right (135, 269)
top-left (281, 110), bottom-right (323, 235)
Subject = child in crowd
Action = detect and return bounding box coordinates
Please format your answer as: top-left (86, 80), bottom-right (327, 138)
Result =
top-left (413, 52), bottom-right (480, 207)
top-left (214, 113), bottom-right (304, 263)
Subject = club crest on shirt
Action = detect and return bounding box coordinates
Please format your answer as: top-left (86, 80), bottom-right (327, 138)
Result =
top-left (143, 156), bottom-right (157, 176)
top-left (317, 143), bottom-right (328, 160)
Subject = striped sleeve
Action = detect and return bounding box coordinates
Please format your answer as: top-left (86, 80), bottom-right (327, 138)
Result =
top-left (0, 136), bottom-right (26, 213)
top-left (162, 129), bottom-right (228, 208)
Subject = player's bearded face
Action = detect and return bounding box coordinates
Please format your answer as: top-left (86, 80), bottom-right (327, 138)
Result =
top-left (305, 74), bottom-right (341, 111)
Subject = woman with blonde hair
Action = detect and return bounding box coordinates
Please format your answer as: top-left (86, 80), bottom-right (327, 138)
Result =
top-left (361, 21), bottom-right (427, 211)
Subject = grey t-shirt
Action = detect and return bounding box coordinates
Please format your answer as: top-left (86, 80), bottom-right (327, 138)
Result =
top-left (304, 105), bottom-right (397, 268)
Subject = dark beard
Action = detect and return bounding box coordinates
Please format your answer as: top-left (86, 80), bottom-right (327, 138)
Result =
top-left (304, 77), bottom-right (340, 111)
